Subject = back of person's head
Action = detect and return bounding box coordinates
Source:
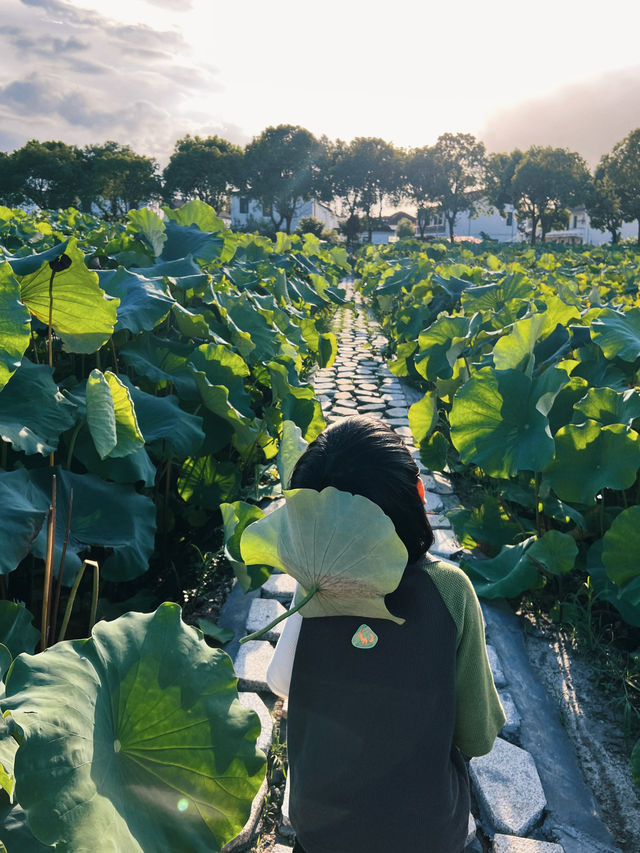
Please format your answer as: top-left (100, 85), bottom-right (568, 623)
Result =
top-left (289, 415), bottom-right (434, 564)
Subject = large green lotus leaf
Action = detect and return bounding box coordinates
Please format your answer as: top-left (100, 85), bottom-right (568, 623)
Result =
top-left (277, 420), bottom-right (308, 489)
top-left (27, 468), bottom-right (156, 583)
top-left (215, 293), bottom-right (281, 365)
top-left (162, 220), bottom-right (228, 264)
top-left (602, 506), bottom-right (640, 587)
top-left (587, 541), bottom-right (640, 627)
top-left (172, 303), bottom-right (225, 343)
top-left (119, 335), bottom-right (199, 400)
top-left (492, 314), bottom-right (546, 374)
top-left (573, 387), bottom-right (640, 427)
top-left (268, 362), bottom-right (325, 442)
top-left (97, 267), bottom-right (173, 333)
top-left (220, 501), bottom-right (270, 592)
top-left (163, 200), bottom-right (226, 234)
top-left (2, 603), bottom-right (266, 851)
top-left (177, 456), bottom-right (241, 510)
top-left (132, 257), bottom-right (208, 292)
top-left (240, 487), bottom-right (408, 623)
top-left (461, 537), bottom-right (541, 598)
top-left (450, 367), bottom-right (566, 478)
top-left (0, 469), bottom-right (47, 575)
top-left (418, 430), bottom-right (449, 471)
top-left (451, 495), bottom-right (525, 555)
top-left (547, 376), bottom-right (590, 435)
top-left (460, 272), bottom-right (531, 313)
top-left (18, 238), bottom-right (118, 353)
top-left (526, 530), bottom-right (577, 576)
top-left (127, 208), bottom-right (167, 257)
top-left (536, 295), bottom-right (581, 336)
top-left (543, 421), bottom-right (640, 504)
top-left (590, 307), bottom-right (640, 362)
top-left (192, 373), bottom-right (259, 456)
top-left (120, 378), bottom-right (205, 458)
top-left (0, 600), bottom-right (39, 656)
top-left (4, 239), bottom-right (69, 277)
top-left (408, 391), bottom-right (438, 446)
top-left (73, 427), bottom-right (156, 487)
top-left (415, 315), bottom-right (470, 381)
top-left (189, 344), bottom-right (253, 418)
top-left (86, 369), bottom-right (145, 460)
top-left (0, 359), bottom-right (77, 455)
top-left (0, 261), bottom-right (31, 391)
top-left (572, 342), bottom-right (631, 391)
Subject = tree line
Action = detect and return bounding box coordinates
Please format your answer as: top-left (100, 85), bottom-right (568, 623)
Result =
top-left (1, 126), bottom-right (639, 245)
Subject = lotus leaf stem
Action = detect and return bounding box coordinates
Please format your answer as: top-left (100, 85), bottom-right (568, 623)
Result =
top-left (51, 487), bottom-right (73, 638)
top-left (41, 475), bottom-right (57, 650)
top-left (58, 559), bottom-right (100, 642)
top-left (239, 583), bottom-right (319, 644)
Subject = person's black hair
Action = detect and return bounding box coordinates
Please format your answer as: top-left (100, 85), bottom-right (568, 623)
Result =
top-left (289, 415), bottom-right (434, 563)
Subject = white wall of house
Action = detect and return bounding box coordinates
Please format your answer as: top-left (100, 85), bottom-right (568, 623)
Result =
top-left (230, 195), bottom-right (338, 232)
top-left (547, 208), bottom-right (638, 245)
top-left (418, 204), bottom-right (521, 242)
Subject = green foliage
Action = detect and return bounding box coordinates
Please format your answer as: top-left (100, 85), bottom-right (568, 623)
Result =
top-left (1, 603), bottom-right (266, 851)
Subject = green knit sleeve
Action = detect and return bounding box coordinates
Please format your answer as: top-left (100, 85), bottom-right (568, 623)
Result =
top-left (423, 559), bottom-right (506, 757)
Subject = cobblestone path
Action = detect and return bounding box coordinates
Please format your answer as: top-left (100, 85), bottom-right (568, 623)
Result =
top-left (222, 286), bottom-right (620, 853)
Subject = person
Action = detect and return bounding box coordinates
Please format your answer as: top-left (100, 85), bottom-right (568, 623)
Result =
top-left (267, 416), bottom-right (505, 853)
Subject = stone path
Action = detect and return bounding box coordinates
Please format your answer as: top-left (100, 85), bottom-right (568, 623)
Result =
top-left (220, 284), bottom-right (620, 853)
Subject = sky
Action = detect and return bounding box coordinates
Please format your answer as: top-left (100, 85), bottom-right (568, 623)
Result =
top-left (2, 0), bottom-right (640, 167)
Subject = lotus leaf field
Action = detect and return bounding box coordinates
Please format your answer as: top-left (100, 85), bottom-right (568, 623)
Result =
top-left (1, 205), bottom-right (640, 847)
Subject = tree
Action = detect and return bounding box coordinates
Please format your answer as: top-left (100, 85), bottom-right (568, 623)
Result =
top-left (296, 216), bottom-right (325, 237)
top-left (485, 150), bottom-right (523, 215)
top-left (431, 133), bottom-right (487, 242)
top-left (81, 142), bottom-right (159, 218)
top-left (587, 155), bottom-right (623, 244)
top-left (510, 146), bottom-right (590, 244)
top-left (162, 135), bottom-right (242, 211)
top-left (330, 137), bottom-right (400, 242)
top-left (395, 217), bottom-right (415, 239)
top-left (242, 125), bottom-right (321, 234)
top-left (3, 140), bottom-right (84, 209)
top-left (606, 129), bottom-right (640, 244)
top-left (403, 146), bottom-right (440, 238)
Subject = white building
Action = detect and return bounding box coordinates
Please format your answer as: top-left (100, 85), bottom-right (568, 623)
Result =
top-left (417, 203), bottom-right (521, 243)
top-left (230, 195), bottom-right (338, 233)
top-left (546, 206), bottom-right (638, 245)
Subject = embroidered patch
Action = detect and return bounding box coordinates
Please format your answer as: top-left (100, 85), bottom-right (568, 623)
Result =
top-left (351, 624), bottom-right (378, 649)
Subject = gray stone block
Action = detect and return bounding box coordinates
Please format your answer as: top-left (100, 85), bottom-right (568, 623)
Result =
top-left (387, 406), bottom-right (409, 417)
top-left (466, 812), bottom-right (477, 845)
top-left (423, 490), bottom-right (444, 512)
top-left (281, 773), bottom-right (295, 836)
top-left (393, 426), bottom-right (413, 438)
top-left (470, 737), bottom-right (547, 836)
top-left (246, 598), bottom-right (287, 643)
top-left (431, 472), bottom-right (455, 494)
top-left (487, 644), bottom-right (507, 688)
top-left (358, 402), bottom-right (386, 412)
top-left (237, 692), bottom-right (274, 753)
top-left (234, 640), bottom-right (274, 692)
top-left (499, 690), bottom-right (521, 739)
top-left (427, 512), bottom-right (452, 529)
top-left (261, 571), bottom-right (296, 602)
top-left (272, 846), bottom-right (294, 853)
top-left (493, 837), bottom-right (564, 853)
top-left (431, 527), bottom-right (462, 557)
top-left (332, 405), bottom-right (359, 417)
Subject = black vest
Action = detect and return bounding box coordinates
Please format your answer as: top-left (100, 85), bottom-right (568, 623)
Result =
top-left (288, 561), bottom-right (469, 853)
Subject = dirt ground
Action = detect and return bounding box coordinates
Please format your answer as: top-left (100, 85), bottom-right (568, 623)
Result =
top-left (521, 613), bottom-right (640, 853)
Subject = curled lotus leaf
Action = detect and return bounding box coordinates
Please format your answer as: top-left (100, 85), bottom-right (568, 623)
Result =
top-left (240, 487), bottom-right (408, 623)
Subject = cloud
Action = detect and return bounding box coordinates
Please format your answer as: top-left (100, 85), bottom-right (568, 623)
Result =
top-left (1, 0), bottom-right (224, 162)
top-left (480, 67), bottom-right (640, 166)
top-left (142, 0), bottom-right (196, 9)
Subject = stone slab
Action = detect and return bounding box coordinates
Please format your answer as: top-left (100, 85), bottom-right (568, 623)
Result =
top-left (470, 737), bottom-right (546, 836)
top-left (272, 846), bottom-right (294, 853)
top-left (493, 837), bottom-right (564, 853)
top-left (358, 402), bottom-right (386, 412)
top-left (332, 406), bottom-right (359, 417)
top-left (466, 812), bottom-right (477, 845)
top-left (393, 426), bottom-right (413, 438)
top-left (246, 598), bottom-right (287, 643)
top-left (387, 406), bottom-right (409, 417)
top-left (237, 692), bottom-right (274, 753)
top-left (431, 471), bottom-right (455, 494)
top-left (431, 527), bottom-right (462, 557)
top-left (499, 690), bottom-right (521, 739)
top-left (234, 640), bottom-right (274, 692)
top-left (427, 512), bottom-right (451, 529)
top-left (261, 571), bottom-right (296, 602)
top-left (487, 644), bottom-right (507, 688)
top-left (281, 772), bottom-right (295, 836)
top-left (423, 490), bottom-right (444, 513)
